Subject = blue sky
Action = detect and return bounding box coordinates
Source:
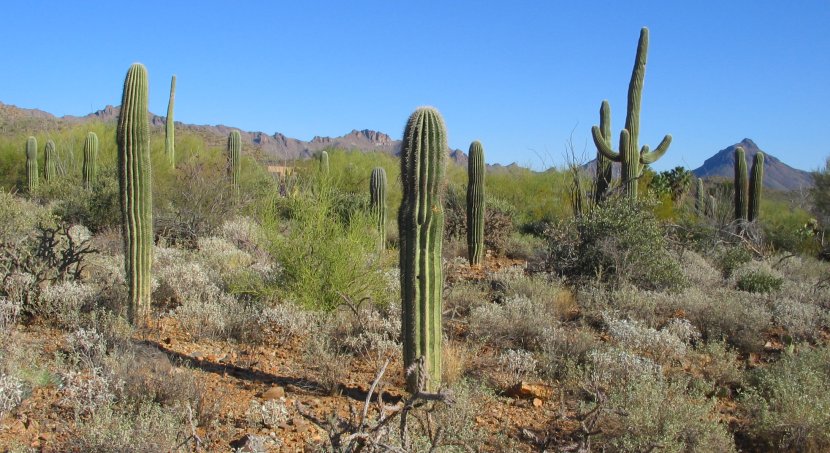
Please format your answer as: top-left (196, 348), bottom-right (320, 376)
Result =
top-left (2, 1), bottom-right (828, 171)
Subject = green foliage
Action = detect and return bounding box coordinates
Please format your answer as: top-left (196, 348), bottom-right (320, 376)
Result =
top-left (649, 166), bottom-right (692, 204)
top-left (116, 63), bottom-right (153, 326)
top-left (466, 141), bottom-right (485, 265)
top-left (736, 270), bottom-right (783, 293)
top-left (547, 196), bottom-right (684, 290)
top-left (369, 167), bottom-right (387, 251)
top-left (715, 245), bottom-right (752, 278)
top-left (399, 107), bottom-right (446, 392)
top-left (742, 346), bottom-right (830, 451)
top-left (591, 27), bottom-right (672, 199)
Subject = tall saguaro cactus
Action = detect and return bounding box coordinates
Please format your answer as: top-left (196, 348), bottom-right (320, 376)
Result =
top-left (748, 152), bottom-right (764, 222)
top-left (369, 167), bottom-right (387, 251)
top-left (117, 63), bottom-right (153, 327)
top-left (399, 107), bottom-right (447, 393)
top-left (26, 136), bottom-right (38, 192)
top-left (591, 27), bottom-right (672, 200)
top-left (594, 101), bottom-right (613, 203)
top-left (165, 75), bottom-right (176, 168)
top-left (44, 140), bottom-right (57, 182)
top-left (734, 147), bottom-right (748, 223)
top-left (466, 141), bottom-right (485, 266)
top-left (320, 150), bottom-right (330, 174)
top-left (82, 132), bottom-right (99, 190)
top-left (227, 131), bottom-right (241, 191)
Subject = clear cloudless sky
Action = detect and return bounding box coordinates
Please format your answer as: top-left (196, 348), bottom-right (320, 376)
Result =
top-left (2, 1), bottom-right (828, 171)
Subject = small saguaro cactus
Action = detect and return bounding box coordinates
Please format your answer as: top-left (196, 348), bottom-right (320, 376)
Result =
top-left (26, 136), bottom-right (38, 192)
top-left (399, 106), bottom-right (447, 393)
top-left (594, 101), bottom-right (613, 203)
top-left (369, 167), bottom-right (387, 251)
top-left (591, 27), bottom-right (672, 200)
top-left (748, 152), bottom-right (764, 222)
top-left (82, 132), bottom-right (99, 190)
top-left (695, 178), bottom-right (705, 215)
top-left (707, 194), bottom-right (718, 218)
top-left (117, 63), bottom-right (153, 327)
top-left (227, 130), bottom-right (241, 191)
top-left (734, 147), bottom-right (748, 223)
top-left (320, 150), bottom-right (330, 174)
top-left (165, 75), bottom-right (176, 168)
top-left (466, 141), bottom-right (485, 266)
top-left (44, 140), bottom-right (57, 182)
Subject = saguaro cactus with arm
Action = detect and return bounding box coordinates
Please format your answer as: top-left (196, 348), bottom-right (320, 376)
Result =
top-left (117, 63), bottom-right (153, 327)
top-left (591, 27), bottom-right (672, 200)
top-left (466, 141), bottom-right (485, 266)
top-left (399, 107), bottom-right (447, 393)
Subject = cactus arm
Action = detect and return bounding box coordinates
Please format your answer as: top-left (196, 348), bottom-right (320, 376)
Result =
top-left (591, 126), bottom-right (620, 161)
top-left (640, 134), bottom-right (673, 164)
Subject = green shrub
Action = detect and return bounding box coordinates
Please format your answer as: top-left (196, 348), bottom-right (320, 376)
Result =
top-left (716, 245), bottom-right (752, 278)
top-left (737, 271), bottom-right (783, 293)
top-left (742, 346), bottom-right (830, 451)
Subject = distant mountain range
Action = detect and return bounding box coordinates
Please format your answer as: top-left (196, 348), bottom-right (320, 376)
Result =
top-left (0, 102), bottom-right (470, 166)
top-left (0, 102), bottom-right (815, 190)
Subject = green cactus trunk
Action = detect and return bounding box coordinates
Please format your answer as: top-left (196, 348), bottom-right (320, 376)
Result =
top-left (165, 75), bottom-right (176, 168)
top-left (591, 27), bottom-right (672, 200)
top-left (399, 107), bottom-right (447, 393)
top-left (82, 132), bottom-right (99, 190)
top-left (320, 150), bottom-right (329, 174)
top-left (117, 63), bottom-right (153, 327)
top-left (26, 136), bottom-right (38, 192)
top-left (227, 131), bottom-right (241, 192)
top-left (44, 140), bottom-right (57, 182)
top-left (695, 178), bottom-right (705, 215)
top-left (594, 101), bottom-right (613, 203)
top-left (466, 141), bottom-right (485, 266)
top-left (369, 167), bottom-right (387, 251)
top-left (734, 147), bottom-right (748, 223)
top-left (748, 152), bottom-right (764, 222)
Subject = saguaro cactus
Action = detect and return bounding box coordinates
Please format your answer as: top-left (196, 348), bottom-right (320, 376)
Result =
top-left (734, 147), bottom-right (748, 223)
top-left (82, 132), bottom-right (99, 190)
top-left (165, 75), bottom-right (176, 168)
top-left (399, 107), bottom-right (447, 393)
top-left (695, 178), bottom-right (705, 215)
top-left (594, 101), bottom-right (613, 203)
top-left (466, 141), bottom-right (485, 266)
top-left (591, 27), bottom-right (672, 200)
top-left (320, 150), bottom-right (329, 174)
top-left (117, 63), bottom-right (153, 327)
top-left (44, 140), bottom-right (57, 182)
top-left (369, 167), bottom-right (387, 251)
top-left (26, 136), bottom-right (38, 192)
top-left (748, 152), bottom-right (764, 222)
top-left (227, 130), bottom-right (241, 191)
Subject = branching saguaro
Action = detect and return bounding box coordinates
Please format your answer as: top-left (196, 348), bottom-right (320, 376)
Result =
top-left (591, 27), bottom-right (672, 199)
top-left (117, 63), bottom-right (153, 327)
top-left (399, 107), bottom-right (447, 393)
top-left (466, 140), bottom-right (485, 266)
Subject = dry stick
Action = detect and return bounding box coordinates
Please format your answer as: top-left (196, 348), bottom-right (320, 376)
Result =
top-left (359, 358), bottom-right (390, 432)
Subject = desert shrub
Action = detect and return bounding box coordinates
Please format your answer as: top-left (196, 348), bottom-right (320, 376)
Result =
top-left (302, 321), bottom-right (352, 395)
top-left (329, 301), bottom-right (401, 369)
top-left (59, 368), bottom-right (116, 418)
top-left (697, 341), bottom-right (744, 393)
top-left (742, 346), bottom-right (830, 451)
top-left (498, 349), bottom-right (538, 385)
top-left (589, 373), bottom-right (736, 452)
top-left (469, 296), bottom-right (554, 350)
top-left (547, 197), bottom-right (684, 291)
top-left (677, 249), bottom-right (722, 287)
top-left (715, 245), bottom-right (752, 278)
top-left (736, 271), bottom-right (784, 293)
top-left (0, 297), bottom-right (21, 334)
top-left (254, 303), bottom-right (317, 345)
top-left (587, 347), bottom-right (663, 388)
top-left (770, 298), bottom-right (829, 342)
top-left (0, 373), bottom-right (25, 417)
top-left (444, 184), bottom-right (516, 256)
top-left (539, 325), bottom-right (599, 381)
top-left (246, 399), bottom-right (289, 429)
top-left (45, 170), bottom-right (121, 232)
top-left (35, 281), bottom-right (98, 329)
top-left (604, 315), bottom-right (699, 364)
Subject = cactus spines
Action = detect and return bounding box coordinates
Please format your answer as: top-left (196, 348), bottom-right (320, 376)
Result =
top-left (466, 141), bottom-right (485, 266)
top-left (82, 132), bottom-right (99, 190)
top-left (734, 147), bottom-right (748, 223)
top-left (369, 167), bottom-right (387, 251)
top-left (594, 101), bottom-right (613, 203)
top-left (695, 178), bottom-right (705, 215)
top-left (227, 130), bottom-right (241, 191)
top-left (165, 75), bottom-right (176, 168)
top-left (26, 136), bottom-right (38, 192)
top-left (117, 63), bottom-right (153, 327)
top-left (399, 107), bottom-right (447, 393)
top-left (44, 140), bottom-right (57, 182)
top-left (320, 150), bottom-right (329, 174)
top-left (591, 27), bottom-right (672, 199)
top-left (748, 152), bottom-right (764, 222)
